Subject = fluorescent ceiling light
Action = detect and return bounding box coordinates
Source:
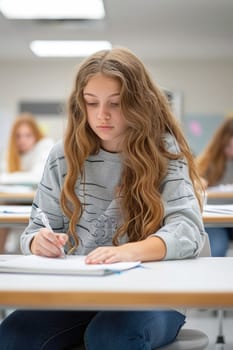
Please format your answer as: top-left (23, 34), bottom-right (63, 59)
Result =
top-left (30, 40), bottom-right (112, 57)
top-left (0, 0), bottom-right (105, 19)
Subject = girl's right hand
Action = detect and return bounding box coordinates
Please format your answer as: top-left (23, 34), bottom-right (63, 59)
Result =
top-left (30, 228), bottom-right (68, 257)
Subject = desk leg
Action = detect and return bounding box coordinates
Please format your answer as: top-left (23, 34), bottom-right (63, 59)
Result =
top-left (215, 309), bottom-right (225, 349)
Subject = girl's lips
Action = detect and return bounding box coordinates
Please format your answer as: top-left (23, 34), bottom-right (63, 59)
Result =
top-left (97, 125), bottom-right (113, 129)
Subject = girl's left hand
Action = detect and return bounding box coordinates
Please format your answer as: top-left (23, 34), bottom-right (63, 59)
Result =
top-left (85, 244), bottom-right (138, 264)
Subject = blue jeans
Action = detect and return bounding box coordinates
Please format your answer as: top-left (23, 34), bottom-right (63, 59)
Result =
top-left (205, 227), bottom-right (230, 257)
top-left (0, 309), bottom-right (185, 350)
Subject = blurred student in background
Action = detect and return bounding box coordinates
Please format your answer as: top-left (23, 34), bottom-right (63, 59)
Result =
top-left (0, 113), bottom-right (54, 253)
top-left (196, 115), bottom-right (233, 256)
top-left (0, 113), bottom-right (54, 184)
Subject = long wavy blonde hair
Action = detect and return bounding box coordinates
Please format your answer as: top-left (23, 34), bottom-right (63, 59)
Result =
top-left (196, 115), bottom-right (233, 186)
top-left (60, 47), bottom-right (203, 250)
top-left (7, 113), bottom-right (44, 172)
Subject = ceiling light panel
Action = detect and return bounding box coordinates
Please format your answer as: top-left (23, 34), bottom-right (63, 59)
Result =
top-left (30, 40), bottom-right (112, 57)
top-left (0, 0), bottom-right (105, 19)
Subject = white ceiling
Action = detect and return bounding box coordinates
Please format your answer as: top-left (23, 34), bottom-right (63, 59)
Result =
top-left (0, 0), bottom-right (233, 62)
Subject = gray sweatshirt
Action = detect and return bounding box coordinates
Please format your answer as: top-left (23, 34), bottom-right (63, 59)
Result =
top-left (21, 133), bottom-right (206, 259)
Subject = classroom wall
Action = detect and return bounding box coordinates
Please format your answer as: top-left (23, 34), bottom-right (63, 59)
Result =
top-left (147, 59), bottom-right (233, 115)
top-left (0, 58), bottom-right (233, 154)
top-left (147, 59), bottom-right (233, 154)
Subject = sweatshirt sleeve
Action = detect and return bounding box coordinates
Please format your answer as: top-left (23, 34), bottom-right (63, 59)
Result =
top-left (152, 134), bottom-right (206, 260)
top-left (20, 141), bottom-right (68, 255)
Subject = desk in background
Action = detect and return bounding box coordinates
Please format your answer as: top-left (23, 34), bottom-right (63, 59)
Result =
top-left (0, 184), bottom-right (35, 204)
top-left (0, 203), bottom-right (231, 231)
top-left (0, 205), bottom-right (32, 227)
top-left (0, 191), bottom-right (35, 204)
top-left (0, 186), bottom-right (34, 252)
top-left (203, 204), bottom-right (233, 227)
top-left (207, 185), bottom-right (233, 204)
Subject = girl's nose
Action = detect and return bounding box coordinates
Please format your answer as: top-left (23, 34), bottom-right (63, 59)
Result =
top-left (97, 106), bottom-right (111, 120)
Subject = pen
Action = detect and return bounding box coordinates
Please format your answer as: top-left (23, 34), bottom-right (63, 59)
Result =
top-left (36, 208), bottom-right (66, 258)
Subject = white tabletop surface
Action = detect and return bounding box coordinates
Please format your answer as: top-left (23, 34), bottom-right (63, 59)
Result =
top-left (0, 256), bottom-right (233, 310)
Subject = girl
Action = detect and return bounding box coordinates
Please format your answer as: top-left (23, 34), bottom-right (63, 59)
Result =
top-left (0, 48), bottom-right (206, 350)
top-left (196, 115), bottom-right (233, 256)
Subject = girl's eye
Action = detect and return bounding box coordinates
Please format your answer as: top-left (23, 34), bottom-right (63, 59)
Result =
top-left (85, 102), bottom-right (98, 106)
top-left (110, 102), bottom-right (120, 107)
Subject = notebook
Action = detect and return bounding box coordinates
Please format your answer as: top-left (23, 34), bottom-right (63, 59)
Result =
top-left (0, 255), bottom-right (141, 276)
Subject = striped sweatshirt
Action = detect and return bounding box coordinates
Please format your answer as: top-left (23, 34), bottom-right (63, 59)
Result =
top-left (21, 133), bottom-right (206, 259)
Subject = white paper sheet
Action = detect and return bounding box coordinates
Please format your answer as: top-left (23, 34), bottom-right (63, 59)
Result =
top-left (0, 205), bottom-right (32, 214)
top-left (0, 255), bottom-right (141, 276)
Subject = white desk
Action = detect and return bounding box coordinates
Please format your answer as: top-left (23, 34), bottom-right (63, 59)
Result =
top-left (0, 205), bottom-right (32, 227)
top-left (0, 191), bottom-right (35, 204)
top-left (207, 187), bottom-right (233, 205)
top-left (0, 256), bottom-right (233, 310)
top-left (0, 185), bottom-right (35, 204)
top-left (0, 185), bottom-right (34, 227)
top-left (203, 204), bottom-right (233, 227)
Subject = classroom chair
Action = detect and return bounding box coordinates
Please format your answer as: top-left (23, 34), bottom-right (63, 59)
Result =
top-left (157, 328), bottom-right (209, 349)
top-left (72, 327), bottom-right (209, 349)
